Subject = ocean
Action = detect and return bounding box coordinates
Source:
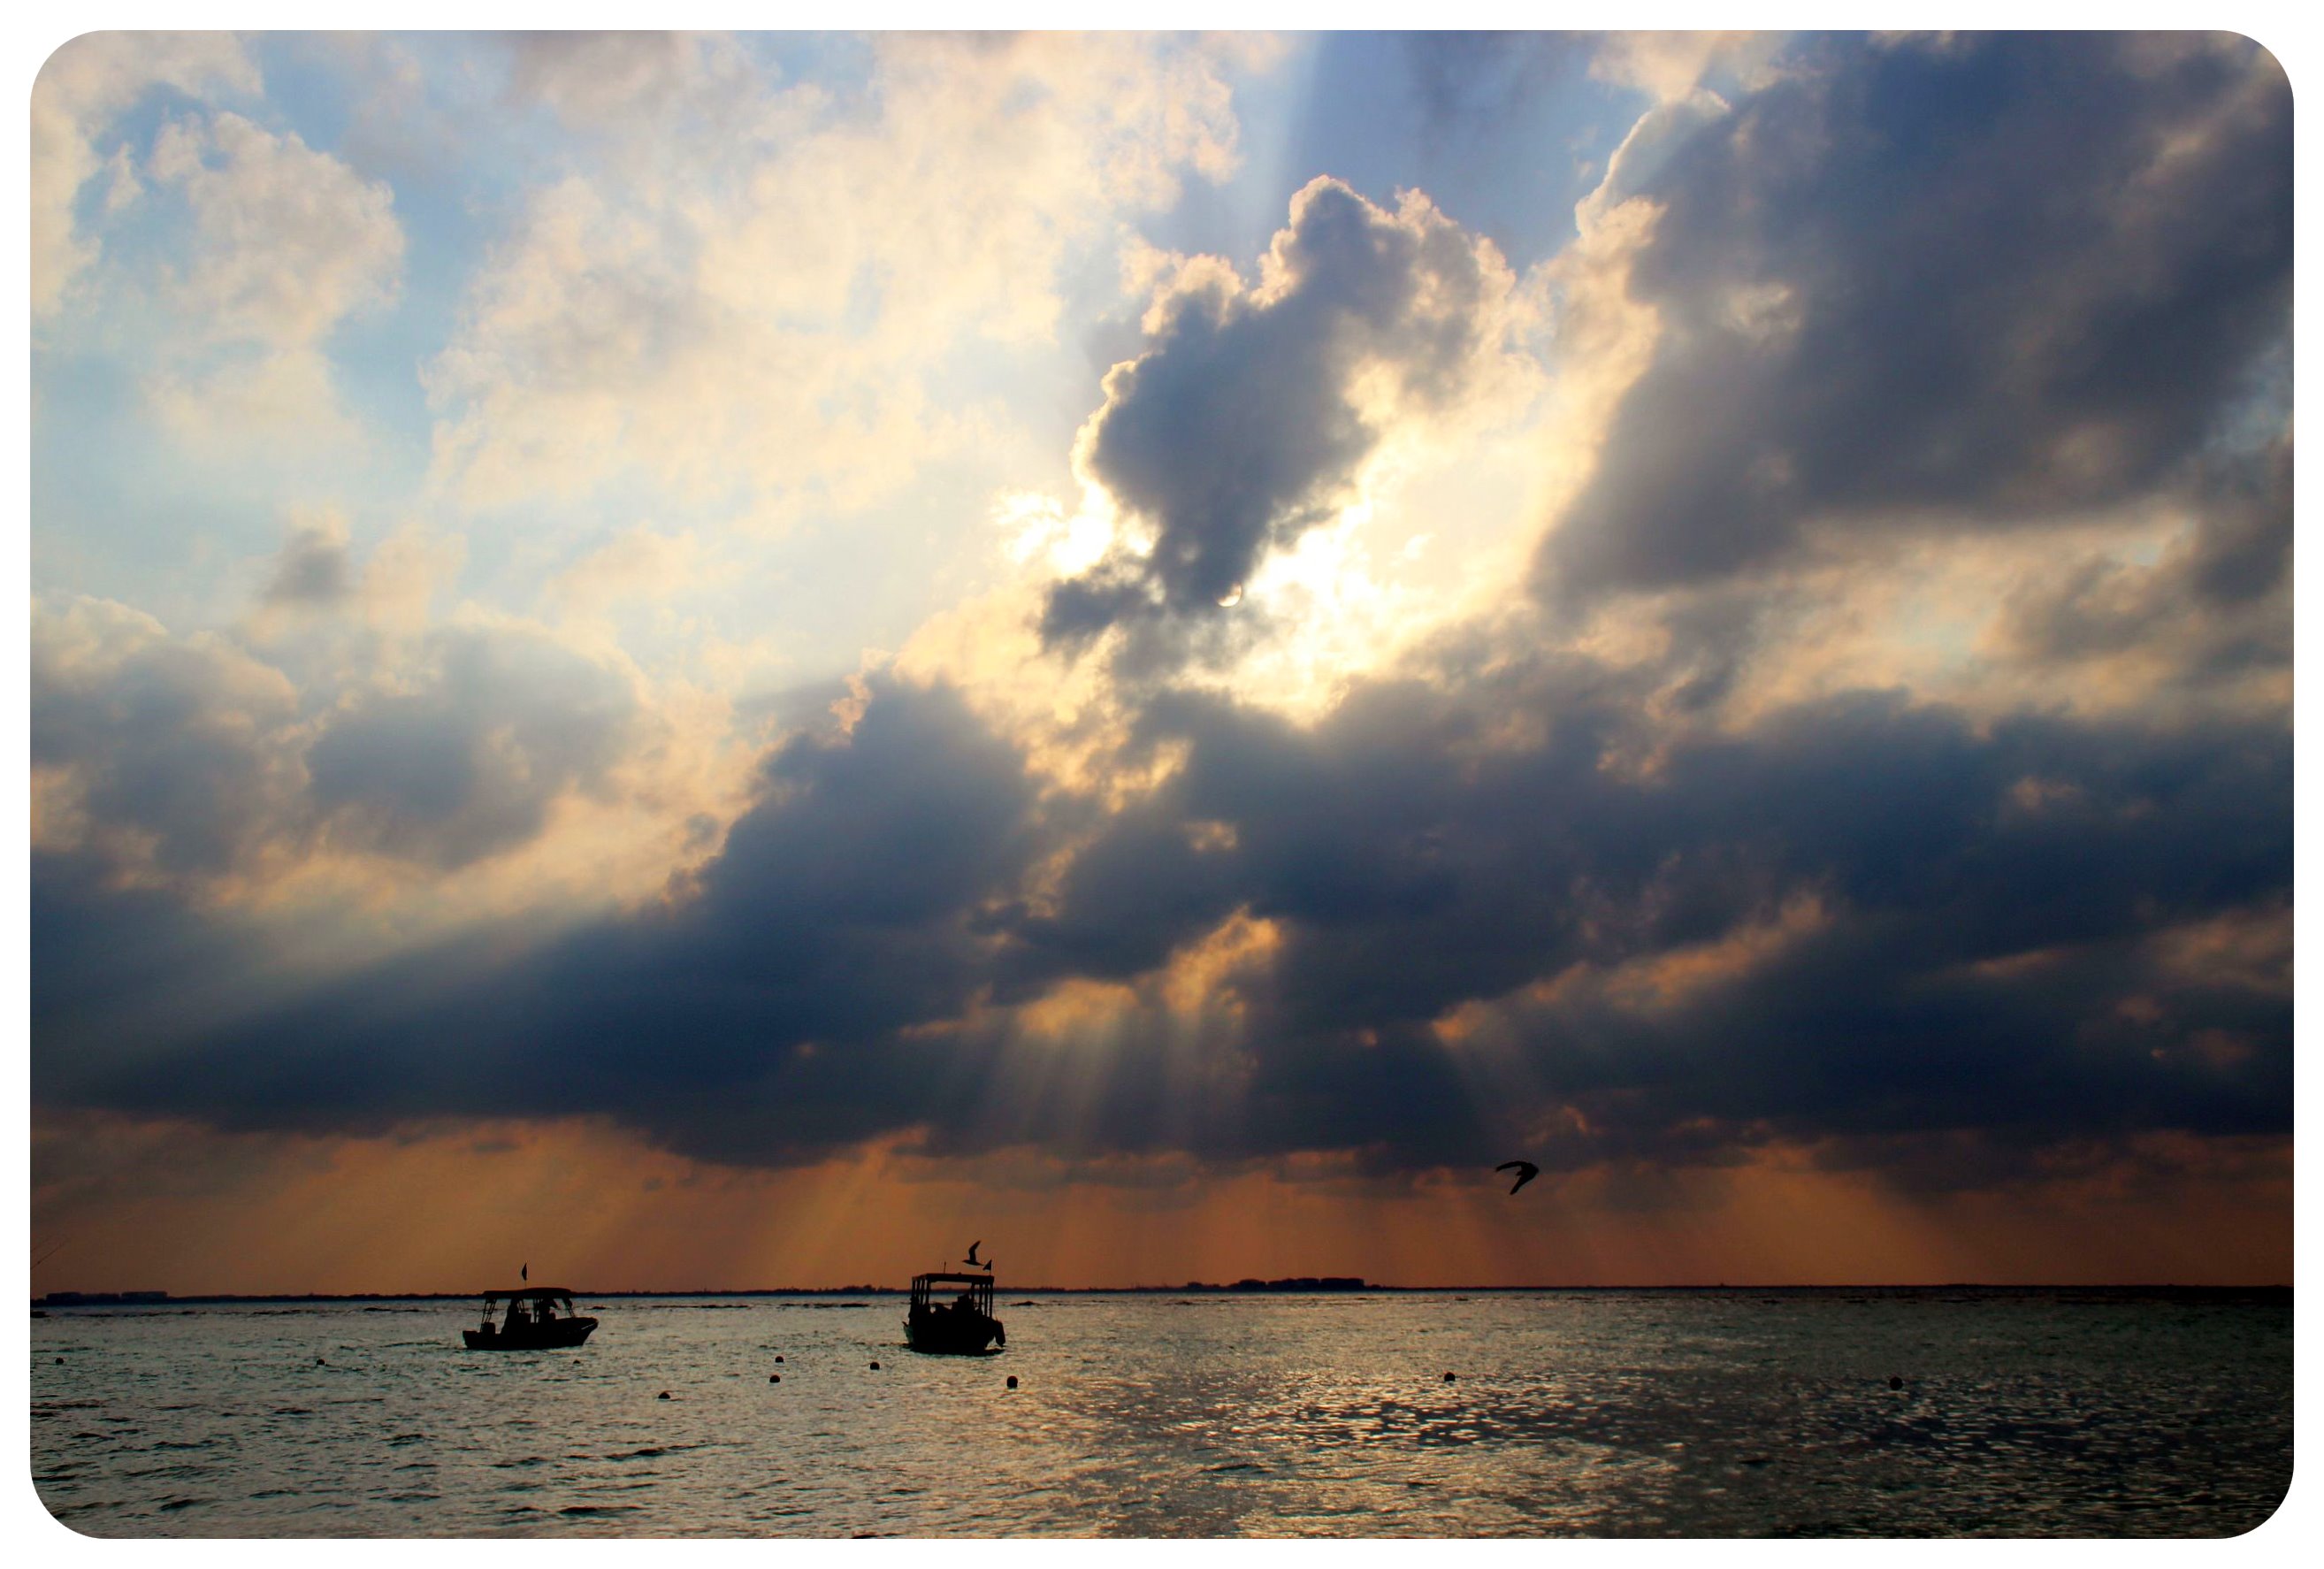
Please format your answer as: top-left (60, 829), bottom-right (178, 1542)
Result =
top-left (29, 1287), bottom-right (2291, 1538)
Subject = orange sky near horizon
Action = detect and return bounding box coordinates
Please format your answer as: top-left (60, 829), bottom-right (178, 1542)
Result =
top-left (29, 1111), bottom-right (2293, 1297)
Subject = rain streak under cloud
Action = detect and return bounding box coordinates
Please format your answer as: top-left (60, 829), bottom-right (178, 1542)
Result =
top-left (27, 32), bottom-right (2291, 1292)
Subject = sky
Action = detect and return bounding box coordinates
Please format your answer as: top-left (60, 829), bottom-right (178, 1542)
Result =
top-left (25, 29), bottom-right (2294, 1293)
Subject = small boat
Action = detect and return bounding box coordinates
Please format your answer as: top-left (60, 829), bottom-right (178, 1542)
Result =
top-left (905, 1271), bottom-right (1005, 1355)
top-left (463, 1288), bottom-right (598, 1350)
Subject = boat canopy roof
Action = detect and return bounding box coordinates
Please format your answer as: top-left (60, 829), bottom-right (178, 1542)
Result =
top-left (480, 1288), bottom-right (576, 1302)
top-left (912, 1273), bottom-right (993, 1289)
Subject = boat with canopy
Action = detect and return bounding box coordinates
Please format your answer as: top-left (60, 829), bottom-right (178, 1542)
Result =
top-left (463, 1288), bottom-right (598, 1350)
top-left (905, 1271), bottom-right (1005, 1355)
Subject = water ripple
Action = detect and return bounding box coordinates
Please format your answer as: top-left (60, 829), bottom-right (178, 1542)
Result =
top-left (29, 1290), bottom-right (2290, 1537)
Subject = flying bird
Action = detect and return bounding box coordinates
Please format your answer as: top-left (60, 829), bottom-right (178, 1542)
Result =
top-left (1496, 1161), bottom-right (1540, 1195)
top-left (965, 1240), bottom-right (984, 1268)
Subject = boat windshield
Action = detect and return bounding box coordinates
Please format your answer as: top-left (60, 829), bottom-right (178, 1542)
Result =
top-left (910, 1274), bottom-right (994, 1314)
top-left (483, 1290), bottom-right (576, 1327)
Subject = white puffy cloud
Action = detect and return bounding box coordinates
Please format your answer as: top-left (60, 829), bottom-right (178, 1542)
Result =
top-left (148, 111), bottom-right (403, 348)
top-left (31, 31), bottom-right (258, 317)
top-left (426, 33), bottom-right (1252, 517)
top-left (134, 110), bottom-right (404, 452)
top-left (1588, 31), bottom-right (1786, 103)
top-left (550, 525), bottom-right (704, 614)
top-left (146, 347), bottom-right (371, 458)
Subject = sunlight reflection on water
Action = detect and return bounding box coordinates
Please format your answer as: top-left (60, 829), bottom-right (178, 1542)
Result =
top-left (31, 1290), bottom-right (2290, 1537)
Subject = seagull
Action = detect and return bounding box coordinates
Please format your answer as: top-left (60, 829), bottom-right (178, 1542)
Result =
top-left (1496, 1161), bottom-right (1540, 1195)
top-left (965, 1240), bottom-right (984, 1268)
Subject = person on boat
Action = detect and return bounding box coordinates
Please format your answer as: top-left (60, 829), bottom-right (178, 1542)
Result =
top-left (508, 1297), bottom-right (531, 1330)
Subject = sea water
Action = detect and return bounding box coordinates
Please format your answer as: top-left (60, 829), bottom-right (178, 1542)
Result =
top-left (28, 1288), bottom-right (2291, 1537)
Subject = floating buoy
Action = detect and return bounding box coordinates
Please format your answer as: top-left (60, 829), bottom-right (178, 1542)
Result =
top-left (775, 1355), bottom-right (785, 1364)
top-left (868, 1361), bottom-right (881, 1371)
top-left (1005, 1375), bottom-right (1018, 1389)
top-left (1443, 1372), bottom-right (1456, 1382)
top-left (1889, 1376), bottom-right (1903, 1390)
top-left (657, 1390), bottom-right (671, 1400)
top-left (769, 1374), bottom-right (780, 1382)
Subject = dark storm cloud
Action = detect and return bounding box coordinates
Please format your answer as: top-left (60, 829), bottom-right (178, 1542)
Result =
top-left (1043, 177), bottom-right (1510, 654)
top-left (38, 645), bottom-right (2290, 1184)
top-left (31, 850), bottom-right (274, 1071)
top-left (41, 678), bottom-right (1048, 1167)
top-left (991, 645), bottom-right (2289, 1178)
top-left (2179, 434), bottom-right (2295, 609)
top-left (1535, 32), bottom-right (2291, 607)
top-left (1992, 432), bottom-right (2292, 684)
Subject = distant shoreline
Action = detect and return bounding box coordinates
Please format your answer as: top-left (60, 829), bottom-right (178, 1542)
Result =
top-left (33, 1281), bottom-right (2291, 1308)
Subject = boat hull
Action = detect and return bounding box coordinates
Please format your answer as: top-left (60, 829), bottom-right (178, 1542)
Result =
top-left (904, 1315), bottom-right (1005, 1355)
top-left (463, 1316), bottom-right (598, 1351)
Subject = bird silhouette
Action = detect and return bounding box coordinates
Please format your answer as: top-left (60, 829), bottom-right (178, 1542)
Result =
top-left (1496, 1161), bottom-right (1540, 1195)
top-left (965, 1240), bottom-right (984, 1268)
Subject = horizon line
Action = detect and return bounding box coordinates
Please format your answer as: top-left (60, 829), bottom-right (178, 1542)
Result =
top-left (32, 1280), bottom-right (2293, 1304)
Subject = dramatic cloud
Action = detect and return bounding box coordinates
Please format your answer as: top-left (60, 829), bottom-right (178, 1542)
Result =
top-left (992, 633), bottom-right (2289, 1172)
top-left (1043, 178), bottom-right (1524, 657)
top-left (1532, 32), bottom-right (2291, 609)
top-left (35, 643), bottom-right (2289, 1188)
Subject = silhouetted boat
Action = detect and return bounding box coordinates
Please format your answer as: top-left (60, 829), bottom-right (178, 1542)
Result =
top-left (463, 1288), bottom-right (597, 1350)
top-left (906, 1271), bottom-right (1005, 1355)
